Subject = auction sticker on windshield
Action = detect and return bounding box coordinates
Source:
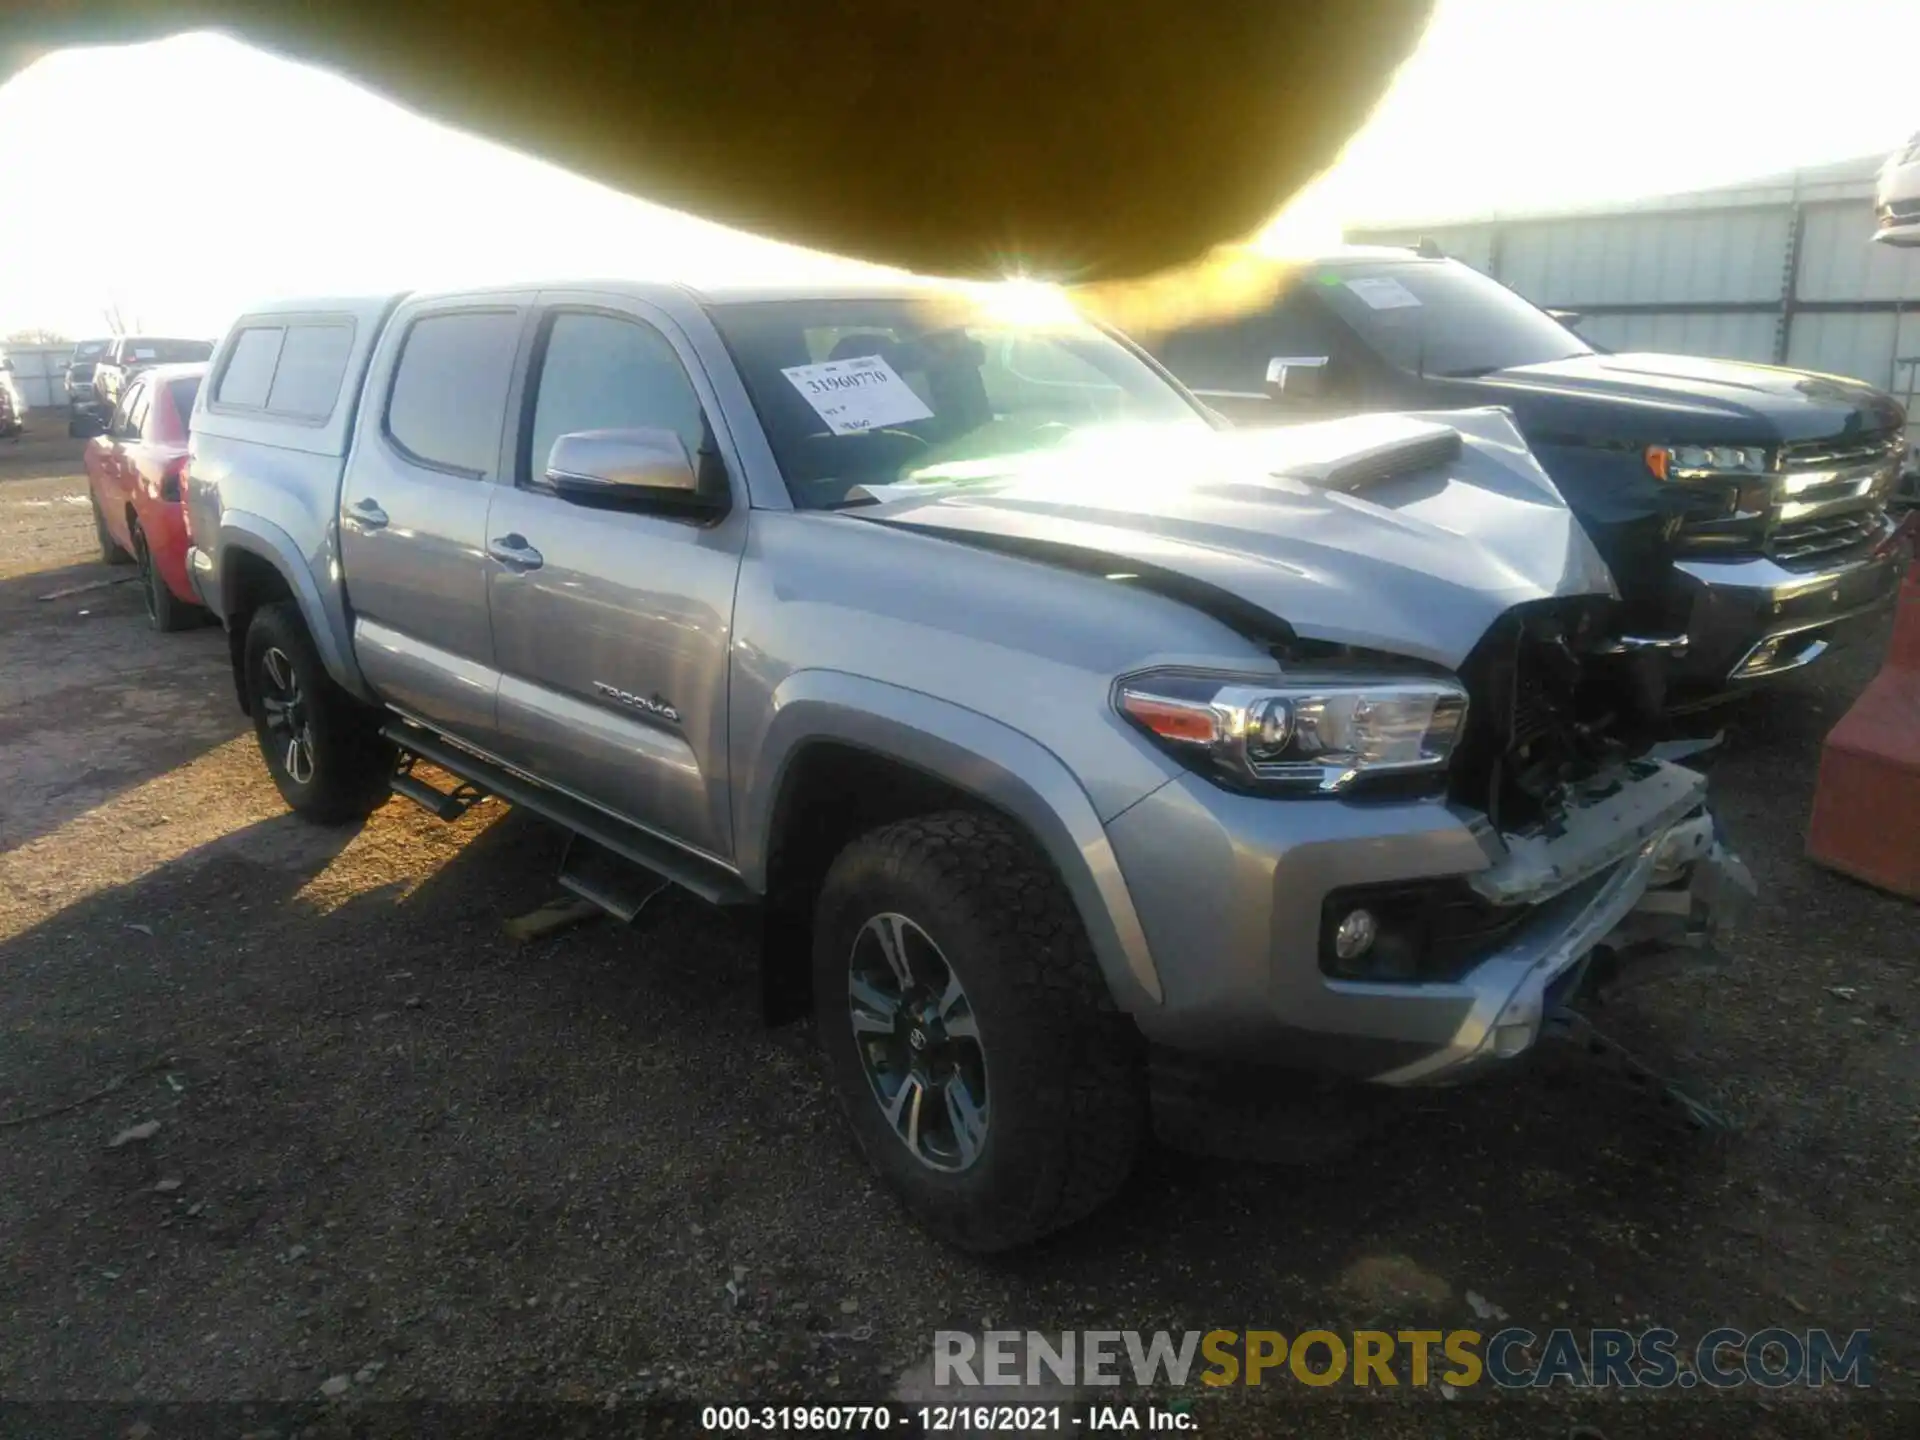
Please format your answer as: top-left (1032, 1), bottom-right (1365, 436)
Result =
top-left (782, 355), bottom-right (934, 435)
top-left (1344, 276), bottom-right (1423, 310)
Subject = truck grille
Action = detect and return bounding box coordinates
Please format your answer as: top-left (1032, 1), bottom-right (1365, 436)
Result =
top-left (1676, 431), bottom-right (1902, 562)
top-left (1763, 431), bottom-right (1904, 568)
top-left (1779, 432), bottom-right (1907, 473)
top-left (1769, 510), bottom-right (1882, 565)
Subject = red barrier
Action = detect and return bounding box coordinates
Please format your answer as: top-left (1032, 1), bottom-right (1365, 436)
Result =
top-left (1806, 532), bottom-right (1920, 899)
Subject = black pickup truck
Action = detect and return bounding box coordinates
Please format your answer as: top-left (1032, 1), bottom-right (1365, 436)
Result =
top-left (1149, 247), bottom-right (1909, 703)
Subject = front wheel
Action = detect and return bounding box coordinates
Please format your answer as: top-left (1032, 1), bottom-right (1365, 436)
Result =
top-left (244, 602), bottom-right (395, 823)
top-left (812, 811), bottom-right (1146, 1252)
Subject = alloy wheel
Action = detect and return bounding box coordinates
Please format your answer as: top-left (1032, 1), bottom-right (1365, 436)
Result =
top-left (258, 647), bottom-right (317, 786)
top-left (847, 912), bottom-right (989, 1172)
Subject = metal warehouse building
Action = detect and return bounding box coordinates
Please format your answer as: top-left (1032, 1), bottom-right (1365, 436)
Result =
top-left (1348, 155), bottom-right (1920, 453)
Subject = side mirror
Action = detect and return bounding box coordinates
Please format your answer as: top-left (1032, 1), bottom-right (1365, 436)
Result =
top-left (1265, 355), bottom-right (1330, 401)
top-left (73, 412), bottom-right (108, 438)
top-left (545, 427), bottom-right (725, 514)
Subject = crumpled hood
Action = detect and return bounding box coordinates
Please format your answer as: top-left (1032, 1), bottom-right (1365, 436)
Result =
top-left (855, 409), bottom-right (1617, 670)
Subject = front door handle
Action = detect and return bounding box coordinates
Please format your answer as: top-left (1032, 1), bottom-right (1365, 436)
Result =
top-left (488, 533), bottom-right (544, 570)
top-left (349, 497), bottom-right (389, 530)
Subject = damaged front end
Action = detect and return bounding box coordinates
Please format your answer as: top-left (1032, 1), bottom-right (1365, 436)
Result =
top-left (1367, 598), bottom-right (1757, 1089)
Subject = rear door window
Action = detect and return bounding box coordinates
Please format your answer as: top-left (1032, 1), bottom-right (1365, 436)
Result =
top-left (217, 327), bottom-right (285, 408)
top-left (385, 310), bottom-right (521, 478)
top-left (112, 380), bottom-right (147, 440)
top-left (165, 377), bottom-right (203, 437)
top-left (128, 386), bottom-right (155, 440)
top-left (265, 324), bottom-right (354, 418)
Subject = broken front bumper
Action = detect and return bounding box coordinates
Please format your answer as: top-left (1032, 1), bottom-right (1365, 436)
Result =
top-left (1371, 797), bottom-right (1754, 1084)
top-left (1104, 760), bottom-right (1754, 1084)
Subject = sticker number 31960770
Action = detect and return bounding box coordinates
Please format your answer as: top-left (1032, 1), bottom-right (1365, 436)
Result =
top-left (781, 354), bottom-right (935, 436)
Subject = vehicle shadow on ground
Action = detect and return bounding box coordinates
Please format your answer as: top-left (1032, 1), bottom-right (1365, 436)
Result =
top-left (0, 789), bottom-right (1772, 1401)
top-left (0, 558), bottom-right (240, 856)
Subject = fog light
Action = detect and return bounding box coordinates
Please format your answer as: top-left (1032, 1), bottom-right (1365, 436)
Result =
top-left (1492, 1021), bottom-right (1535, 1059)
top-left (1736, 638), bottom-right (1782, 677)
top-left (1333, 908), bottom-right (1379, 962)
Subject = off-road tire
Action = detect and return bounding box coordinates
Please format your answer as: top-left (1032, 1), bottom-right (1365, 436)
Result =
top-left (90, 491), bottom-right (131, 565)
top-left (132, 521), bottom-right (195, 633)
top-left (813, 811), bottom-right (1146, 1251)
top-left (244, 601), bottom-right (394, 823)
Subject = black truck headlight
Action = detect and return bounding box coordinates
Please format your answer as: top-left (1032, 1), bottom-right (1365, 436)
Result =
top-left (1114, 670), bottom-right (1468, 794)
top-left (1644, 443), bottom-right (1771, 480)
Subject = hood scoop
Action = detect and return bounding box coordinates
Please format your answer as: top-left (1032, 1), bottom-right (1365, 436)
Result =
top-left (1258, 415), bottom-right (1464, 493)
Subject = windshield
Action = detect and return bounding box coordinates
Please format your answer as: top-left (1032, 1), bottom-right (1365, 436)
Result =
top-left (1311, 260), bottom-right (1593, 378)
top-left (707, 297), bottom-right (1206, 509)
top-left (72, 340), bottom-right (108, 363)
top-left (125, 338), bottom-right (214, 365)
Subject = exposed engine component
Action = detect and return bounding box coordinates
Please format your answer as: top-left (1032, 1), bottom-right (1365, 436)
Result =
top-left (1451, 598), bottom-right (1669, 835)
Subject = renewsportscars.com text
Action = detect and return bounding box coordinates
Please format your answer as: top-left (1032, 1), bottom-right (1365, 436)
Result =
top-left (934, 1327), bottom-right (1872, 1389)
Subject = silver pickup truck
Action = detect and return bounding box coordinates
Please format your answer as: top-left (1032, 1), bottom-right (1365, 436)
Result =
top-left (185, 279), bottom-right (1751, 1250)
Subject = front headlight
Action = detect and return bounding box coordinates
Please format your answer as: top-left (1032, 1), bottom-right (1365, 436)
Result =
top-left (1644, 443), bottom-right (1772, 480)
top-left (1114, 670), bottom-right (1469, 794)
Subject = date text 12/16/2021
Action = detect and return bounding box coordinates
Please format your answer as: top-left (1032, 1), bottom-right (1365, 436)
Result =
top-left (699, 1404), bottom-right (1195, 1432)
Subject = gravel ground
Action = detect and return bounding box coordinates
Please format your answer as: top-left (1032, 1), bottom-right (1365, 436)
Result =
top-left (1, 430), bottom-right (1916, 1437)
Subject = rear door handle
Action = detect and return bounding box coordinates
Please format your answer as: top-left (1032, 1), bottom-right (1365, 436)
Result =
top-left (488, 534), bottom-right (544, 570)
top-left (349, 497), bottom-right (389, 530)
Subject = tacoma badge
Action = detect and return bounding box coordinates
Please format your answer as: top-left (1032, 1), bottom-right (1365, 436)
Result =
top-left (592, 681), bottom-right (681, 724)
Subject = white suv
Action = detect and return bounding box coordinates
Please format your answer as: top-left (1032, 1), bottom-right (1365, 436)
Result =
top-left (1874, 131), bottom-right (1920, 247)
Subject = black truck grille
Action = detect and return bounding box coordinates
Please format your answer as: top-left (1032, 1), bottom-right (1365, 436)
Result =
top-left (1778, 432), bottom-right (1906, 473)
top-left (1762, 431), bottom-right (1904, 569)
top-left (1769, 510), bottom-right (1882, 566)
top-left (1679, 431), bottom-right (1902, 565)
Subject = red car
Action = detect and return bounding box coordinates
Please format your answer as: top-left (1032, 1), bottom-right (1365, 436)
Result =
top-left (85, 362), bottom-right (207, 631)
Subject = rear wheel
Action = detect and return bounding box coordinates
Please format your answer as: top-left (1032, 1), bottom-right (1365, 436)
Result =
top-left (131, 521), bottom-right (194, 632)
top-left (812, 811), bottom-right (1146, 1251)
top-left (244, 602), bottom-right (394, 823)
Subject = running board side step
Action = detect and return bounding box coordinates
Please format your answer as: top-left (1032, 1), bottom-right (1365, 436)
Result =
top-left (558, 833), bottom-right (669, 922)
top-left (381, 720), bottom-right (754, 911)
top-left (390, 759), bottom-right (485, 822)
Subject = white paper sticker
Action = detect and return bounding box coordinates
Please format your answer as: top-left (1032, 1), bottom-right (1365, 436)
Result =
top-left (781, 354), bottom-right (935, 435)
top-left (1344, 277), bottom-right (1423, 310)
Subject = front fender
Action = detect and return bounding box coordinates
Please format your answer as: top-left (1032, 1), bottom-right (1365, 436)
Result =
top-left (738, 670), bottom-right (1166, 1012)
top-left (217, 510), bottom-right (374, 702)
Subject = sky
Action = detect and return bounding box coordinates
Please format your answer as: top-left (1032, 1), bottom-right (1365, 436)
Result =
top-left (2, 0), bottom-right (1919, 339)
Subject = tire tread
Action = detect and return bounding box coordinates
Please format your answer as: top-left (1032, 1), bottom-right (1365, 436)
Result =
top-left (819, 810), bottom-right (1144, 1249)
